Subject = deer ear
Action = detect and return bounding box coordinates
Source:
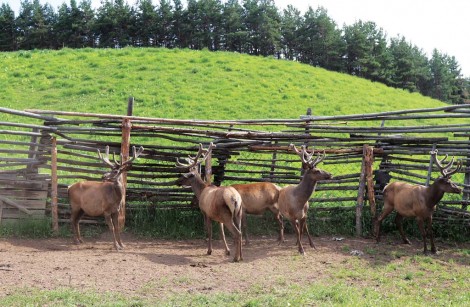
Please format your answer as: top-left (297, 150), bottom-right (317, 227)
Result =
top-left (183, 172), bottom-right (193, 178)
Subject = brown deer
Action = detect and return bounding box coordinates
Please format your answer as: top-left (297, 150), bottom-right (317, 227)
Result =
top-left (277, 144), bottom-right (332, 254)
top-left (176, 143), bottom-right (243, 262)
top-left (375, 150), bottom-right (462, 254)
top-left (68, 145), bottom-right (144, 250)
top-left (230, 182), bottom-right (282, 245)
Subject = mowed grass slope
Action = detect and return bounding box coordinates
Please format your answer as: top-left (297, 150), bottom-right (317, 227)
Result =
top-left (0, 47), bottom-right (447, 120)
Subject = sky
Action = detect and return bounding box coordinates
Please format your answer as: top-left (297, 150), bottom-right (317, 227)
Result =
top-left (3, 0), bottom-right (469, 77)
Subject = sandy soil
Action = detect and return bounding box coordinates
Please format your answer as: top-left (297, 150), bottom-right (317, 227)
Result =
top-left (0, 232), bottom-right (468, 300)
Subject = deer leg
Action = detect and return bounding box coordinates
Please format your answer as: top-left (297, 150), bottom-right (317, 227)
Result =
top-left (302, 218), bottom-right (316, 249)
top-left (294, 220), bottom-right (300, 246)
top-left (277, 213), bottom-right (285, 244)
top-left (241, 210), bottom-right (250, 246)
top-left (395, 213), bottom-right (410, 244)
top-left (272, 210), bottom-right (284, 243)
top-left (224, 221), bottom-right (242, 262)
top-left (427, 217), bottom-right (436, 254)
top-left (235, 206), bottom-right (243, 260)
top-left (105, 214), bottom-right (121, 251)
top-left (219, 223), bottom-right (230, 255)
top-left (375, 205), bottom-right (394, 243)
top-left (70, 208), bottom-right (84, 244)
top-left (416, 218), bottom-right (428, 254)
top-left (204, 215), bottom-right (213, 256)
top-left (111, 212), bottom-right (124, 249)
top-left (291, 219), bottom-right (304, 255)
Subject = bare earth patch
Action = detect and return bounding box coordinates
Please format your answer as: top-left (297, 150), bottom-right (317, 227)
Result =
top-left (0, 233), bottom-right (468, 300)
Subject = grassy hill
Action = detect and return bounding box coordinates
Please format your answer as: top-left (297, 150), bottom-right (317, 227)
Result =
top-left (0, 47), bottom-right (448, 120)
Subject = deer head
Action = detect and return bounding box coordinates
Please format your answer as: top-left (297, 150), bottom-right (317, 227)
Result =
top-left (430, 149), bottom-right (462, 194)
top-left (98, 145), bottom-right (144, 181)
top-left (176, 143), bottom-right (216, 172)
top-left (175, 143), bottom-right (216, 185)
top-left (289, 144), bottom-right (331, 181)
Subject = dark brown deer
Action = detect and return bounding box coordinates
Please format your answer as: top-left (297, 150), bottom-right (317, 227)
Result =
top-left (375, 150), bottom-right (462, 254)
top-left (277, 144), bottom-right (332, 254)
top-left (68, 145), bottom-right (144, 250)
top-left (176, 143), bottom-right (243, 262)
top-left (230, 182), bottom-right (282, 245)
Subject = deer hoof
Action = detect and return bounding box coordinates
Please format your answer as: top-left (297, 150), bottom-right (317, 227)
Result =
top-left (225, 250), bottom-right (231, 256)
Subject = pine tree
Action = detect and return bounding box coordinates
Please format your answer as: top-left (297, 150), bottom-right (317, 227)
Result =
top-left (0, 3), bottom-right (16, 51)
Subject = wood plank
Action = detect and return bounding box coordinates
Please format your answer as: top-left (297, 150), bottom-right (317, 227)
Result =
top-left (0, 196), bottom-right (32, 214)
top-left (0, 190), bottom-right (48, 199)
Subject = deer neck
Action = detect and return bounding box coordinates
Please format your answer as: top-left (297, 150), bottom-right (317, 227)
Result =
top-left (294, 173), bottom-right (318, 204)
top-left (113, 174), bottom-right (126, 201)
top-left (189, 175), bottom-right (208, 200)
top-left (425, 181), bottom-right (446, 208)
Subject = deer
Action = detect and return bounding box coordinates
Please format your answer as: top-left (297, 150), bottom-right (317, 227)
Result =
top-left (176, 143), bottom-right (243, 262)
top-left (277, 144), bottom-right (332, 254)
top-left (230, 182), bottom-right (283, 245)
top-left (375, 150), bottom-right (462, 254)
top-left (68, 145), bottom-right (144, 251)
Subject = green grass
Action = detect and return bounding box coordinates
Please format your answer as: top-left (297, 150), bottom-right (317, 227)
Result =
top-left (0, 217), bottom-right (54, 238)
top-left (0, 47), bottom-right (448, 121)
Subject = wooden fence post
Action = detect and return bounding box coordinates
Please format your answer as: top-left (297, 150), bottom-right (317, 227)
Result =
top-left (51, 136), bottom-right (59, 233)
top-left (463, 137), bottom-right (470, 210)
top-left (119, 97), bottom-right (133, 231)
top-left (355, 145), bottom-right (368, 237)
top-left (269, 140), bottom-right (278, 181)
top-left (205, 150), bottom-right (212, 185)
top-left (26, 128), bottom-right (39, 177)
top-left (301, 108), bottom-right (312, 177)
top-left (426, 144), bottom-right (437, 186)
top-left (364, 146), bottom-right (376, 234)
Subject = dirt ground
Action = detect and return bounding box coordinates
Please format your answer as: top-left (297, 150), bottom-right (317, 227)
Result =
top-left (0, 232), bottom-right (468, 300)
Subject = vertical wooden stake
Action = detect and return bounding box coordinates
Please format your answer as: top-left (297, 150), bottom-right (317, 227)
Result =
top-left (355, 145), bottom-right (367, 237)
top-left (269, 141), bottom-right (278, 181)
top-left (205, 150), bottom-right (212, 185)
top-left (51, 136), bottom-right (59, 234)
top-left (426, 144), bottom-right (437, 186)
top-left (463, 137), bottom-right (470, 210)
top-left (301, 108), bottom-right (312, 177)
top-left (119, 97), bottom-right (134, 231)
top-left (364, 146), bottom-right (376, 234)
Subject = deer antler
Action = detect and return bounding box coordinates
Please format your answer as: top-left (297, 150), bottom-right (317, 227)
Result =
top-left (310, 151), bottom-right (326, 168)
top-left (120, 146), bottom-right (144, 168)
top-left (176, 143), bottom-right (216, 169)
top-left (98, 146), bottom-right (144, 169)
top-left (431, 150), bottom-right (461, 178)
top-left (289, 144), bottom-right (325, 168)
top-left (289, 144), bottom-right (314, 164)
top-left (97, 146), bottom-right (116, 168)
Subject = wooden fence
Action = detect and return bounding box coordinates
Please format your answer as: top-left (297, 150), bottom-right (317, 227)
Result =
top-left (0, 102), bottom-right (469, 235)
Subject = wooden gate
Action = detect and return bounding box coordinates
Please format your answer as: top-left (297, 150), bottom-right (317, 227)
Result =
top-left (0, 174), bottom-right (48, 223)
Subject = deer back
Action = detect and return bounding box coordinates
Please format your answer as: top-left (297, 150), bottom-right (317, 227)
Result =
top-left (231, 182), bottom-right (281, 214)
